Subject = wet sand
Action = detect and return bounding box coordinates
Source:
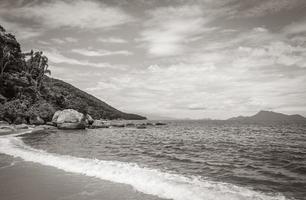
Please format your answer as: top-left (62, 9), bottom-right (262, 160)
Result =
top-left (0, 155), bottom-right (165, 200)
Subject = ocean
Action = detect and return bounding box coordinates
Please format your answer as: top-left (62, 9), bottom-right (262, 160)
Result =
top-left (0, 121), bottom-right (305, 200)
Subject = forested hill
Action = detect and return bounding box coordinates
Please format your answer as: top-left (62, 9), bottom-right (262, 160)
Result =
top-left (0, 25), bottom-right (145, 124)
top-left (43, 76), bottom-right (145, 120)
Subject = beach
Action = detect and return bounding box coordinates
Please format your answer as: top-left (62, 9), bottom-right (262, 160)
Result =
top-left (0, 153), bottom-right (164, 200)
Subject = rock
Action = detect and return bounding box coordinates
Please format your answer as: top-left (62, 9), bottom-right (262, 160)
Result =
top-left (35, 125), bottom-right (57, 130)
top-left (155, 122), bottom-right (167, 126)
top-left (57, 122), bottom-right (86, 130)
top-left (125, 123), bottom-right (135, 127)
top-left (46, 122), bottom-right (56, 126)
top-left (30, 116), bottom-right (45, 125)
top-left (0, 121), bottom-right (9, 126)
top-left (53, 109), bottom-right (84, 123)
top-left (85, 114), bottom-right (94, 125)
top-left (51, 110), bottom-right (62, 123)
top-left (91, 120), bottom-right (109, 128)
top-left (15, 123), bottom-right (29, 129)
top-left (137, 125), bottom-right (147, 129)
top-left (112, 124), bottom-right (125, 128)
top-left (146, 122), bottom-right (154, 126)
top-left (52, 109), bottom-right (86, 130)
top-left (0, 125), bottom-right (16, 135)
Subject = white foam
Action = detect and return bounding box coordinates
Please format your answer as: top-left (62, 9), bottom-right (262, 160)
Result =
top-left (0, 135), bottom-right (287, 200)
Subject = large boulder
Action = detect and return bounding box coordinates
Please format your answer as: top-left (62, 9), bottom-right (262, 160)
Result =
top-left (52, 109), bottom-right (86, 129)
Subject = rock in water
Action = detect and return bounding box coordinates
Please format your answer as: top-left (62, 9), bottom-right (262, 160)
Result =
top-left (52, 109), bottom-right (86, 129)
top-left (15, 124), bottom-right (29, 129)
top-left (91, 120), bottom-right (109, 128)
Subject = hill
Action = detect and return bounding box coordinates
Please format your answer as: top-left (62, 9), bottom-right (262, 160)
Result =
top-left (0, 25), bottom-right (145, 124)
top-left (43, 76), bottom-right (145, 120)
top-left (228, 110), bottom-right (306, 124)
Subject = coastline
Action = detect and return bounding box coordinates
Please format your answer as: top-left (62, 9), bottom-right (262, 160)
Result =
top-left (0, 128), bottom-right (165, 200)
top-left (0, 126), bottom-right (291, 200)
top-left (0, 155), bottom-right (164, 200)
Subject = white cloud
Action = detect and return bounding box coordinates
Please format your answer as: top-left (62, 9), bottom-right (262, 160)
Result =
top-left (71, 48), bottom-right (132, 56)
top-left (98, 37), bottom-right (128, 43)
top-left (1, 0), bottom-right (133, 30)
top-left (65, 37), bottom-right (78, 43)
top-left (45, 50), bottom-right (119, 69)
top-left (50, 37), bottom-right (79, 44)
top-left (139, 5), bottom-right (210, 57)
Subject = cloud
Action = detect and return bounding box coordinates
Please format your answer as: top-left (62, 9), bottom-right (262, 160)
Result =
top-left (65, 37), bottom-right (78, 43)
top-left (240, 0), bottom-right (306, 17)
top-left (98, 37), bottom-right (128, 43)
top-left (0, 17), bottom-right (42, 39)
top-left (87, 26), bottom-right (306, 118)
top-left (139, 5), bottom-right (210, 57)
top-left (0, 0), bottom-right (133, 30)
top-left (45, 50), bottom-right (120, 69)
top-left (283, 19), bottom-right (306, 35)
top-left (71, 48), bottom-right (132, 56)
top-left (49, 37), bottom-right (79, 44)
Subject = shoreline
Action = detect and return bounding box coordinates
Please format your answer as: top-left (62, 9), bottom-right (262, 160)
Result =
top-left (0, 128), bottom-right (166, 200)
top-left (0, 155), bottom-right (164, 200)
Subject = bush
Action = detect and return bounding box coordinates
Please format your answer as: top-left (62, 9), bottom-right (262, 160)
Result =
top-left (1, 99), bottom-right (28, 123)
top-left (26, 101), bottom-right (56, 122)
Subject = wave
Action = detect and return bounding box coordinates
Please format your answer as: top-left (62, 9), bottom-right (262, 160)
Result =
top-left (0, 135), bottom-right (287, 200)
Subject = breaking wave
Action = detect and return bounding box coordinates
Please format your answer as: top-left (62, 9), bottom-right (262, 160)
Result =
top-left (0, 135), bottom-right (287, 200)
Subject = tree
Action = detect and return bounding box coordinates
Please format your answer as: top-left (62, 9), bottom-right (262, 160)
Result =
top-left (23, 50), bottom-right (50, 88)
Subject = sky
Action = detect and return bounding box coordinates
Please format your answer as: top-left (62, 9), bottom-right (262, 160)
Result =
top-left (1, 0), bottom-right (306, 119)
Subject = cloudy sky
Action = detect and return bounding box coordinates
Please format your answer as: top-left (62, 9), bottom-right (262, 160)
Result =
top-left (1, 0), bottom-right (306, 119)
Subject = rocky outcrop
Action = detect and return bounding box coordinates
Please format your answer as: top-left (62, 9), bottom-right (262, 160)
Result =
top-left (52, 109), bottom-right (86, 129)
top-left (155, 122), bottom-right (167, 126)
top-left (91, 120), bottom-right (110, 128)
top-left (85, 114), bottom-right (94, 125)
top-left (136, 124), bottom-right (147, 129)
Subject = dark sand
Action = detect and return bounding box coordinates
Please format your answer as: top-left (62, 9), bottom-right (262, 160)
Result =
top-left (0, 155), bottom-right (165, 200)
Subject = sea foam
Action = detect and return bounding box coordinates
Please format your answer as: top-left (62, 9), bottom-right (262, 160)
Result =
top-left (0, 135), bottom-right (287, 200)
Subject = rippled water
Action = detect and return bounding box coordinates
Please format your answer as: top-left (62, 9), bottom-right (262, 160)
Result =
top-left (2, 121), bottom-right (306, 200)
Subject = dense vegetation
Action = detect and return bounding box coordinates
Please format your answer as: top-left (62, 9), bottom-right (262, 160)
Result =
top-left (0, 25), bottom-right (145, 124)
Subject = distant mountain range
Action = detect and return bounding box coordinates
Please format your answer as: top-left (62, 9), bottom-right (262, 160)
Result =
top-left (228, 110), bottom-right (306, 123)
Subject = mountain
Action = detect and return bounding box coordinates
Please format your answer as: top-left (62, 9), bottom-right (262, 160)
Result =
top-left (0, 24), bottom-right (145, 124)
top-left (228, 110), bottom-right (306, 124)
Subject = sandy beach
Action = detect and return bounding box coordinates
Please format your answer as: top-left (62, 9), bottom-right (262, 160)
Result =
top-left (0, 153), bottom-right (164, 200)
